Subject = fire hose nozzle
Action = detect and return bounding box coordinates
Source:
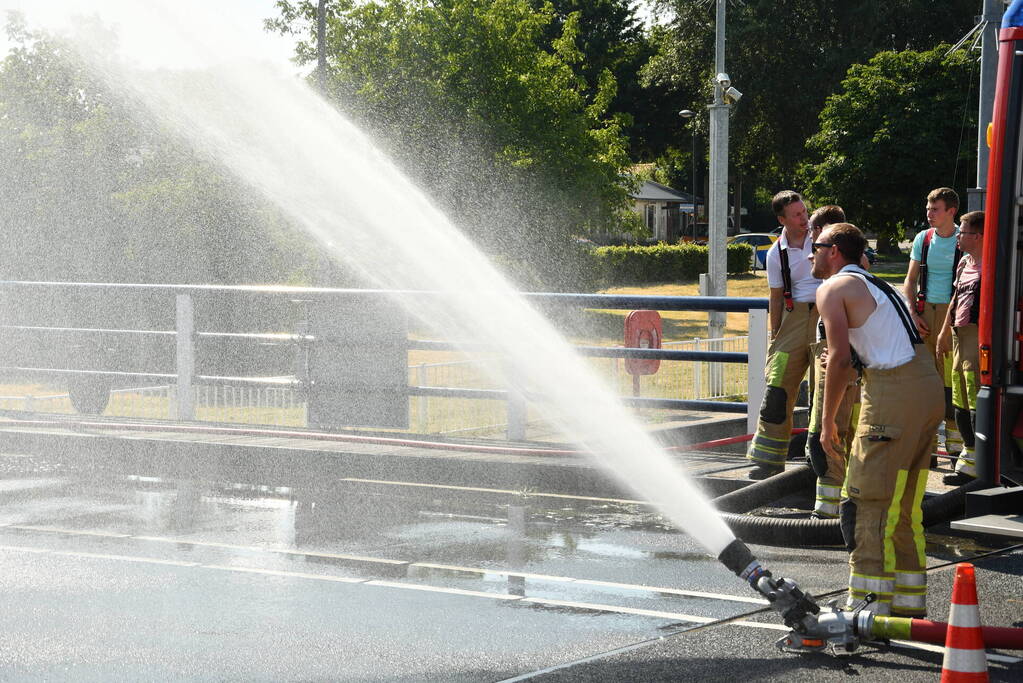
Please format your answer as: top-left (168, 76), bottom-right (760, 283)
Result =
top-left (718, 539), bottom-right (875, 654)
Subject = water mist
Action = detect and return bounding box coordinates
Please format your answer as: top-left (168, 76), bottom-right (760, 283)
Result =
top-left (19, 0), bottom-right (737, 557)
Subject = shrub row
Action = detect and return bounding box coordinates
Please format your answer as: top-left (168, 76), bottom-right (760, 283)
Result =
top-left (590, 242), bottom-right (753, 286)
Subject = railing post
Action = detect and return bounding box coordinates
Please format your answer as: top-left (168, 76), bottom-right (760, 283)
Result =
top-left (176, 294), bottom-right (195, 421)
top-left (506, 360), bottom-right (527, 441)
top-left (746, 308), bottom-right (768, 436)
top-left (416, 363), bottom-right (428, 432)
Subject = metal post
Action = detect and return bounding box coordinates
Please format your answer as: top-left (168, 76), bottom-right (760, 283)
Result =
top-left (707, 0), bottom-right (728, 341)
top-left (416, 363), bottom-right (428, 432)
top-left (746, 309), bottom-right (768, 437)
top-left (506, 360), bottom-right (527, 441)
top-left (971, 0), bottom-right (1005, 211)
top-left (175, 294), bottom-right (195, 420)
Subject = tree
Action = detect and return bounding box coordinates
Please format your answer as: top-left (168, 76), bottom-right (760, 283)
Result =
top-left (642, 0), bottom-right (980, 223)
top-left (0, 15), bottom-right (317, 285)
top-left (267, 0), bottom-right (635, 264)
top-left (801, 45), bottom-right (977, 246)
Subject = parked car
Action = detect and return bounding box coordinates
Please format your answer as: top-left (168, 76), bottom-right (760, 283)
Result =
top-left (727, 232), bottom-right (778, 270)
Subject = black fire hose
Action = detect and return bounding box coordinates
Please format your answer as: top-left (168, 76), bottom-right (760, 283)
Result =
top-left (712, 465), bottom-right (991, 547)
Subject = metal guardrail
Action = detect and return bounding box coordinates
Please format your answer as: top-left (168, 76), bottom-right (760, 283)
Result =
top-left (0, 282), bottom-right (769, 438)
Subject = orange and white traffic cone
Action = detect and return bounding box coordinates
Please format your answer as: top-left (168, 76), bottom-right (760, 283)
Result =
top-left (940, 563), bottom-right (988, 682)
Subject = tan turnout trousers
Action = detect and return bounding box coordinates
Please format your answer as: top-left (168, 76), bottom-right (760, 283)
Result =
top-left (950, 324), bottom-right (980, 477)
top-left (917, 302), bottom-right (958, 453)
top-left (747, 302), bottom-right (818, 468)
top-left (806, 338), bottom-right (860, 518)
top-left (842, 346), bottom-right (943, 617)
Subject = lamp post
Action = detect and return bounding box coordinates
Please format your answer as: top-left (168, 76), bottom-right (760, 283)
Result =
top-left (679, 109), bottom-right (698, 240)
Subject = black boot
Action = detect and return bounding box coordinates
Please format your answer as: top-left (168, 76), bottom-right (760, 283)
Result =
top-left (748, 463), bottom-right (783, 480)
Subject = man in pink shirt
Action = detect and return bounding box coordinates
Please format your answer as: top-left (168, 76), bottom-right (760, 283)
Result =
top-left (936, 211), bottom-right (984, 485)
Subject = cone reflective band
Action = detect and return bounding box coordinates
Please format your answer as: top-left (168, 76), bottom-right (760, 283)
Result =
top-left (941, 563), bottom-right (988, 682)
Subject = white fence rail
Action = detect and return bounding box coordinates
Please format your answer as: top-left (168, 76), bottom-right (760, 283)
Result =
top-left (0, 333), bottom-right (766, 438)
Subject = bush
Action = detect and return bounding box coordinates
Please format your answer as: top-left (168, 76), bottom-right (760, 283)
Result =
top-left (591, 242), bottom-right (753, 286)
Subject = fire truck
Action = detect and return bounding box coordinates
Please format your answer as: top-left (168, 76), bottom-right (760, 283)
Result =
top-left (961, 0), bottom-right (1023, 537)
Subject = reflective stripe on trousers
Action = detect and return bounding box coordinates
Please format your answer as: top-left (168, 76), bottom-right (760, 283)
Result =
top-left (844, 347), bottom-right (943, 618)
top-left (747, 303), bottom-right (817, 467)
top-left (892, 570), bottom-right (927, 616)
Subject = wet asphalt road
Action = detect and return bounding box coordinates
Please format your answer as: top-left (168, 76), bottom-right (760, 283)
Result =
top-left (0, 448), bottom-right (1021, 681)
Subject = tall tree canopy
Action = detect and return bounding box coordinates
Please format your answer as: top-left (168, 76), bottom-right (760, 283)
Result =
top-left (0, 15), bottom-right (316, 285)
top-left (801, 45), bottom-right (977, 244)
top-left (267, 0), bottom-right (635, 260)
top-left (642, 0), bottom-right (980, 220)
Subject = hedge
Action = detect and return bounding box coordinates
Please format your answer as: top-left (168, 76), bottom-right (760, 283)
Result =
top-left (590, 242), bottom-right (753, 286)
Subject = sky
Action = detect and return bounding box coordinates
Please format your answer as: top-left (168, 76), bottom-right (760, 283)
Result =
top-left (0, 0), bottom-right (299, 69)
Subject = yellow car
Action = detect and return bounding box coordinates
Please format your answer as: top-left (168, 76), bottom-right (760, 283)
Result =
top-left (728, 233), bottom-right (778, 270)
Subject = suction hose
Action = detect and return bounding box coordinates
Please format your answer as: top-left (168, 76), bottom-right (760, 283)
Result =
top-left (872, 615), bottom-right (1023, 650)
top-left (713, 466), bottom-right (991, 547)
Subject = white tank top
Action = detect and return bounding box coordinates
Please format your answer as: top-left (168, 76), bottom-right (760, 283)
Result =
top-left (836, 265), bottom-right (916, 369)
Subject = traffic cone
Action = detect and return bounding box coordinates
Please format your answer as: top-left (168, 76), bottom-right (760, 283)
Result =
top-left (940, 563), bottom-right (988, 682)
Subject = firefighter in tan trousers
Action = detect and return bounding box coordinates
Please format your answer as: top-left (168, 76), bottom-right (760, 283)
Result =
top-left (936, 210), bottom-right (985, 486)
top-left (804, 205), bottom-right (861, 518)
top-left (815, 223), bottom-right (943, 617)
top-left (746, 191), bottom-right (821, 480)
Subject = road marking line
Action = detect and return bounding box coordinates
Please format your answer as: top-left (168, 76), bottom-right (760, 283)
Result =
top-left (411, 562), bottom-right (576, 583)
top-left (579, 579), bottom-right (767, 605)
top-left (2, 524), bottom-right (763, 606)
top-left (49, 550), bottom-right (201, 567)
top-left (367, 579), bottom-right (524, 600)
top-left (7, 525), bottom-right (131, 538)
top-left (0, 544), bottom-right (49, 553)
top-left (1, 543), bottom-right (776, 628)
top-left (203, 565), bottom-right (367, 583)
top-left (337, 477), bottom-right (648, 505)
top-left (520, 597), bottom-right (717, 623)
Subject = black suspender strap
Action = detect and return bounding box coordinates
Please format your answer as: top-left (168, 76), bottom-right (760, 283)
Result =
top-left (842, 267), bottom-right (923, 345)
top-left (779, 243), bottom-right (794, 312)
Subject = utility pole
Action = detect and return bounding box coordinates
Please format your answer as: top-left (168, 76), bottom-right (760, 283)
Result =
top-left (970, 0), bottom-right (1006, 211)
top-left (706, 0), bottom-right (729, 339)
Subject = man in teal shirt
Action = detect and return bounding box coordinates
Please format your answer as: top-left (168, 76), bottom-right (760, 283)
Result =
top-left (902, 187), bottom-right (961, 460)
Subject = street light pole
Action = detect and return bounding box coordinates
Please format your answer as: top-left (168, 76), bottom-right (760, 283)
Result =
top-left (679, 109), bottom-right (698, 239)
top-left (707, 0), bottom-right (728, 339)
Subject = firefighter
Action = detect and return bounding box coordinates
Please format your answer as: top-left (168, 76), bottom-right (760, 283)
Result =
top-left (902, 187), bottom-right (963, 462)
top-left (804, 205), bottom-right (860, 518)
top-left (746, 191), bottom-right (822, 480)
top-left (815, 223), bottom-right (943, 617)
top-left (936, 211), bottom-right (984, 486)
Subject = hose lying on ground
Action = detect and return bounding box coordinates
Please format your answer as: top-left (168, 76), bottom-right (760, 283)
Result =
top-left (712, 465), bottom-right (992, 547)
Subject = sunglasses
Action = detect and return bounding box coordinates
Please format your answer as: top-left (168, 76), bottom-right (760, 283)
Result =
top-left (811, 242), bottom-right (834, 252)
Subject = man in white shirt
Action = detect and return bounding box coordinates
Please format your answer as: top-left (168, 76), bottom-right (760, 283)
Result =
top-left (746, 190), bottom-right (822, 479)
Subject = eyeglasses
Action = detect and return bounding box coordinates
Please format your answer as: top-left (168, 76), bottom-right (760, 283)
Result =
top-left (958, 231), bottom-right (981, 236)
top-left (811, 242), bottom-right (834, 252)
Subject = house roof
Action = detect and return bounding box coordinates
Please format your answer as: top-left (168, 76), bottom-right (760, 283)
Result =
top-left (630, 179), bottom-right (698, 203)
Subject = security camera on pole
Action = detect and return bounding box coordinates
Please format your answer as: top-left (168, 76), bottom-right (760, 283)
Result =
top-left (704, 0), bottom-right (738, 394)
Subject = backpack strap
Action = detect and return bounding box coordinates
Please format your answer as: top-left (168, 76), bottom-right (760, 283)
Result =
top-left (916, 228), bottom-right (933, 314)
top-left (916, 227), bottom-right (962, 314)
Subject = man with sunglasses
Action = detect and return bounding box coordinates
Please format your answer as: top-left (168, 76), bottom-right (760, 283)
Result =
top-left (813, 223), bottom-right (943, 617)
top-left (936, 211), bottom-right (985, 486)
top-left (746, 190), bottom-right (821, 479)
